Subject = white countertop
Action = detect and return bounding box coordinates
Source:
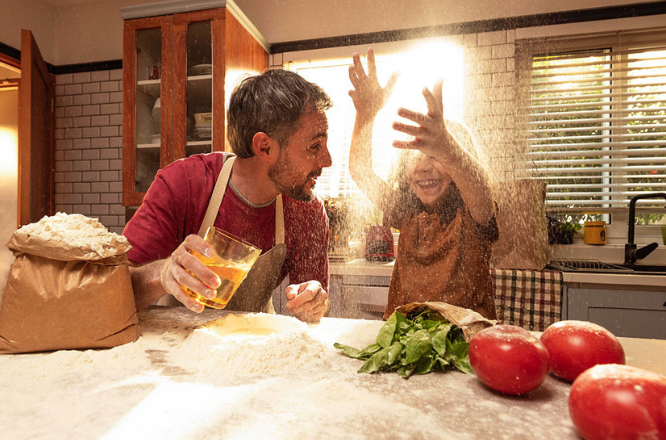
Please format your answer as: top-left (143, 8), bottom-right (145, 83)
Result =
top-left (331, 258), bottom-right (666, 287)
top-left (330, 258), bottom-right (395, 277)
top-left (1, 306), bottom-right (663, 440)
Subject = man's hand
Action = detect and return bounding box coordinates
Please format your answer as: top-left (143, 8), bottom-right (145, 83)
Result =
top-left (285, 281), bottom-right (329, 323)
top-left (159, 234), bottom-right (221, 313)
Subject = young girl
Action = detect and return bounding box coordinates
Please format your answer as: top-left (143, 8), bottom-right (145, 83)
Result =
top-left (348, 49), bottom-right (499, 320)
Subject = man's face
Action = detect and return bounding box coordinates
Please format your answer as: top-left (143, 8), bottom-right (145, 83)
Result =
top-left (268, 111), bottom-right (331, 202)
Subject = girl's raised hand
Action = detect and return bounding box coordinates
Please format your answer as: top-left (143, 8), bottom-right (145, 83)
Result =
top-left (348, 48), bottom-right (399, 118)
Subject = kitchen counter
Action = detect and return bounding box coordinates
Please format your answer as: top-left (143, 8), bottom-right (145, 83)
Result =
top-left (331, 258), bottom-right (666, 287)
top-left (1, 306), bottom-right (664, 440)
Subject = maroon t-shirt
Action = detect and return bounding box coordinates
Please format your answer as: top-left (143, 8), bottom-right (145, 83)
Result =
top-left (123, 152), bottom-right (329, 290)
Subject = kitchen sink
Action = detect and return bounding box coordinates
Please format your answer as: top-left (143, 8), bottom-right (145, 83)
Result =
top-left (547, 260), bottom-right (666, 275)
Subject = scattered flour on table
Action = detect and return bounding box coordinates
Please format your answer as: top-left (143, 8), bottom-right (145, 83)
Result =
top-left (171, 313), bottom-right (328, 376)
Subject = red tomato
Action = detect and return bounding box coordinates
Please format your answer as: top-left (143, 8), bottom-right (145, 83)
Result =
top-left (569, 364), bottom-right (666, 440)
top-left (469, 325), bottom-right (550, 395)
top-left (541, 320), bottom-right (625, 382)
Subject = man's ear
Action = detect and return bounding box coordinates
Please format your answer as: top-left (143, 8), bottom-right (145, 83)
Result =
top-left (252, 132), bottom-right (278, 162)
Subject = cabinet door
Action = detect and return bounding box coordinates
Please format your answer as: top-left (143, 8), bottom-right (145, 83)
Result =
top-left (122, 16), bottom-right (173, 206)
top-left (567, 287), bottom-right (666, 339)
top-left (173, 9), bottom-right (225, 159)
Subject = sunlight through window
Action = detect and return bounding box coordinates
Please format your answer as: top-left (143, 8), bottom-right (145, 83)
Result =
top-left (288, 40), bottom-right (464, 199)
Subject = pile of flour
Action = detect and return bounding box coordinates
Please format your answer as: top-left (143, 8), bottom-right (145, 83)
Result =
top-left (14, 212), bottom-right (130, 258)
top-left (171, 314), bottom-right (328, 376)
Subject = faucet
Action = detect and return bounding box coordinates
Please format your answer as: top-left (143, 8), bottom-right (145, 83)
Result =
top-left (624, 192), bottom-right (666, 265)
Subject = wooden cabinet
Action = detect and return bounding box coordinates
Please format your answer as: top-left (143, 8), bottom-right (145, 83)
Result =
top-left (121, 0), bottom-right (268, 206)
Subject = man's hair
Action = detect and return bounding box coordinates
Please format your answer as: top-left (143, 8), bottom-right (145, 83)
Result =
top-left (227, 69), bottom-right (332, 158)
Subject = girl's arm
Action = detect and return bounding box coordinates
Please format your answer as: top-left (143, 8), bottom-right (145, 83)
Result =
top-left (348, 49), bottom-right (399, 214)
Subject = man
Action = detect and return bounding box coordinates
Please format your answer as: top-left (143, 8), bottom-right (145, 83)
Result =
top-left (123, 69), bottom-right (332, 323)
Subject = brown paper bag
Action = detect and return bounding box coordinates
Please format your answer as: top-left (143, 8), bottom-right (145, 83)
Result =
top-left (396, 301), bottom-right (496, 342)
top-left (490, 179), bottom-right (551, 270)
top-left (0, 214), bottom-right (140, 353)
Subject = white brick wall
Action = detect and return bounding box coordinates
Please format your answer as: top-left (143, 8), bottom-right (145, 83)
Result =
top-left (54, 69), bottom-right (125, 234)
top-left (462, 29), bottom-right (519, 183)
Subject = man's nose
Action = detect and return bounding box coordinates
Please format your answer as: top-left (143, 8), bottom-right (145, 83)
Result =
top-left (319, 146), bottom-right (333, 168)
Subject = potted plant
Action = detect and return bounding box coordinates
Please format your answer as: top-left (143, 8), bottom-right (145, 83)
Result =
top-left (547, 215), bottom-right (581, 245)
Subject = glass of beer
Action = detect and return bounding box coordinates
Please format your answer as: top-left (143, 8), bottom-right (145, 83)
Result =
top-left (186, 226), bottom-right (261, 309)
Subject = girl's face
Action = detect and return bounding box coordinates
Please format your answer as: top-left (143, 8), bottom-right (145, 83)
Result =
top-left (404, 151), bottom-right (452, 208)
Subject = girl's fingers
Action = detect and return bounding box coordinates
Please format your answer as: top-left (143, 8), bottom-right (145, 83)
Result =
top-left (367, 48), bottom-right (377, 78)
top-left (352, 52), bottom-right (367, 81)
top-left (348, 64), bottom-right (359, 88)
top-left (385, 71), bottom-right (400, 96)
top-left (392, 140), bottom-right (421, 150)
top-left (422, 87), bottom-right (442, 118)
top-left (392, 121), bottom-right (422, 137)
top-left (433, 80), bottom-right (444, 107)
top-left (397, 107), bottom-right (429, 125)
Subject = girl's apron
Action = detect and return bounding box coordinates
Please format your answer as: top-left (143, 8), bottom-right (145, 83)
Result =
top-left (195, 155), bottom-right (286, 313)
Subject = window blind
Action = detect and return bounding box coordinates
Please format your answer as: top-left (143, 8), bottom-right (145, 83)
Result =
top-left (518, 30), bottom-right (666, 215)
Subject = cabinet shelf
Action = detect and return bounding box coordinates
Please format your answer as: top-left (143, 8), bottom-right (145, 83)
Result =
top-left (137, 143), bottom-right (161, 151)
top-left (137, 79), bottom-right (161, 98)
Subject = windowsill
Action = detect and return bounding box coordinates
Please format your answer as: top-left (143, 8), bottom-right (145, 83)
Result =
top-left (551, 242), bottom-right (666, 265)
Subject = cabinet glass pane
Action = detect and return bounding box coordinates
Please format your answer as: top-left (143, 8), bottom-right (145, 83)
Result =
top-left (135, 28), bottom-right (161, 192)
top-left (186, 20), bottom-right (213, 157)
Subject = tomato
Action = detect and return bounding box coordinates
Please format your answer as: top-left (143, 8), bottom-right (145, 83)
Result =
top-left (541, 320), bottom-right (625, 382)
top-left (469, 325), bottom-right (550, 395)
top-left (569, 364), bottom-right (666, 440)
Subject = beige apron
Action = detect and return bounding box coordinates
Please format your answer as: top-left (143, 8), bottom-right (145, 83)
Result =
top-left (196, 155), bottom-right (286, 313)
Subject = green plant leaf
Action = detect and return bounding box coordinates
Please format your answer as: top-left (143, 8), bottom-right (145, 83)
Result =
top-left (397, 364), bottom-right (417, 378)
top-left (431, 323), bottom-right (452, 357)
top-left (333, 343), bottom-right (367, 360)
top-left (404, 329), bottom-right (432, 364)
top-left (387, 342), bottom-right (404, 365)
top-left (376, 312), bottom-right (400, 348)
top-left (415, 354), bottom-right (436, 375)
top-left (359, 343), bottom-right (382, 357)
top-left (358, 346), bottom-right (391, 373)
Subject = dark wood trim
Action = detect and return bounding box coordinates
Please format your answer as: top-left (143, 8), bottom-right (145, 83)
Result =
top-left (52, 60), bottom-right (123, 74)
top-left (270, 1), bottom-right (666, 53)
top-left (2, 2), bottom-right (666, 70)
top-left (0, 42), bottom-right (21, 69)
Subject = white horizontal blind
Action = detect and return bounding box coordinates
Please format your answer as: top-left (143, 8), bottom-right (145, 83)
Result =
top-left (519, 30), bottom-right (666, 215)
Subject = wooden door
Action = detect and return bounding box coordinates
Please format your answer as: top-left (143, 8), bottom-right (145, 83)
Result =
top-left (18, 29), bottom-right (55, 226)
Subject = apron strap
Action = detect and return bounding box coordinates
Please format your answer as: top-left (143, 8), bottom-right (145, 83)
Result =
top-left (198, 155), bottom-right (236, 238)
top-left (275, 194), bottom-right (284, 245)
top-left (197, 154), bottom-right (285, 247)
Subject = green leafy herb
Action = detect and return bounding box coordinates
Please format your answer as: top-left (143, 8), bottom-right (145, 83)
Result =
top-left (333, 309), bottom-right (474, 379)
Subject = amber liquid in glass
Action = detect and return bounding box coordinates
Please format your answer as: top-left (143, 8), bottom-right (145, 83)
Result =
top-left (186, 252), bottom-right (253, 309)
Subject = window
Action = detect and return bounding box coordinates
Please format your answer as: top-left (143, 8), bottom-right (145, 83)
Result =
top-left (517, 29), bottom-right (666, 240)
top-left (286, 41), bottom-right (464, 201)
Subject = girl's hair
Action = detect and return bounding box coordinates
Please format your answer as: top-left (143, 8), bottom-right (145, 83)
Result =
top-left (227, 69), bottom-right (332, 158)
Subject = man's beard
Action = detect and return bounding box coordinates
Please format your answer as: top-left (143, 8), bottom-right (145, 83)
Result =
top-left (268, 151), bottom-right (320, 202)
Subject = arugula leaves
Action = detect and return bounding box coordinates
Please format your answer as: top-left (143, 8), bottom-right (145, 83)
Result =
top-left (334, 310), bottom-right (474, 379)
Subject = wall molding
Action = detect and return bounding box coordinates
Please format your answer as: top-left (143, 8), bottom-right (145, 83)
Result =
top-left (2, 1), bottom-right (666, 73)
top-left (271, 1), bottom-right (666, 53)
